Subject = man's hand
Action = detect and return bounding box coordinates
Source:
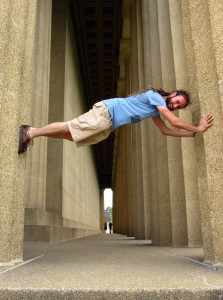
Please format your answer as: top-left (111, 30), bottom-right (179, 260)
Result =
top-left (157, 105), bottom-right (214, 133)
top-left (196, 114), bottom-right (214, 132)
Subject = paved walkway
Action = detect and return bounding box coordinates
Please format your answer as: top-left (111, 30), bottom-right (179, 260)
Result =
top-left (0, 234), bottom-right (223, 299)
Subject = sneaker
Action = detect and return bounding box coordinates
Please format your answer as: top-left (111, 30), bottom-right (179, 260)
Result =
top-left (18, 125), bottom-right (33, 154)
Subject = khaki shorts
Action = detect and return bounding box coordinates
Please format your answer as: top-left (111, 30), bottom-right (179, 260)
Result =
top-left (67, 101), bottom-right (112, 147)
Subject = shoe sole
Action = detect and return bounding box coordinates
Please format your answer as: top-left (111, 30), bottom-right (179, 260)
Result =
top-left (18, 125), bottom-right (25, 154)
top-left (18, 125), bottom-right (31, 154)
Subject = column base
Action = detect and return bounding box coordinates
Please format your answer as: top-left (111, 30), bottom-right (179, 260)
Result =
top-left (24, 225), bottom-right (101, 243)
top-left (24, 208), bottom-right (101, 243)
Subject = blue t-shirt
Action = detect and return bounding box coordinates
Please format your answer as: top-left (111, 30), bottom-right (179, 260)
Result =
top-left (103, 90), bottom-right (166, 129)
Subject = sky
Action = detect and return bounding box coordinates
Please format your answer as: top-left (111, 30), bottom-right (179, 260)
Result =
top-left (104, 188), bottom-right (113, 209)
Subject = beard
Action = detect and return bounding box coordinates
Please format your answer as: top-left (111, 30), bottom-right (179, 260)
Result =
top-left (165, 97), bottom-right (174, 111)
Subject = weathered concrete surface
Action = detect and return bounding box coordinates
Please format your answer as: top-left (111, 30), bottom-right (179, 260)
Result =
top-left (0, 234), bottom-right (223, 299)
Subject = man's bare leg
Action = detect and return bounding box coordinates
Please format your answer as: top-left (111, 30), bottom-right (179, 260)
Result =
top-left (18, 122), bottom-right (74, 154)
top-left (29, 122), bottom-right (73, 141)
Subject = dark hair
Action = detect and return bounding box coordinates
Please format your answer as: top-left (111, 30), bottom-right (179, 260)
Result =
top-left (175, 90), bottom-right (190, 107)
top-left (129, 87), bottom-right (190, 107)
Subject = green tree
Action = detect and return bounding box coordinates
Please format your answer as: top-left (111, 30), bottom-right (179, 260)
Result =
top-left (107, 206), bottom-right (112, 221)
top-left (104, 206), bottom-right (112, 222)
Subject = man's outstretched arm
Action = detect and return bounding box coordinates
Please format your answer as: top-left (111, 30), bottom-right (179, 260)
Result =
top-left (157, 106), bottom-right (213, 132)
top-left (152, 117), bottom-right (195, 137)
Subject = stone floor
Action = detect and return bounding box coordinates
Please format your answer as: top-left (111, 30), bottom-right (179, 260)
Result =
top-left (0, 233), bottom-right (223, 299)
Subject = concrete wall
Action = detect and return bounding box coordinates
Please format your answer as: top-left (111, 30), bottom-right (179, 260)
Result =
top-left (63, 11), bottom-right (100, 231)
top-left (25, 0), bottom-right (101, 243)
top-left (115, 0), bottom-right (223, 266)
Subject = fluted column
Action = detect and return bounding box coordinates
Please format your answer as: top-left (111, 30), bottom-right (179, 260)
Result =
top-left (112, 178), bottom-right (118, 233)
top-left (0, 0), bottom-right (38, 263)
top-left (157, 0), bottom-right (187, 246)
top-left (156, 1), bottom-right (172, 245)
top-left (169, 0), bottom-right (202, 246)
top-left (181, 0), bottom-right (213, 259)
top-left (115, 127), bottom-right (129, 236)
top-left (112, 142), bottom-right (119, 233)
top-left (208, 0), bottom-right (223, 111)
top-left (140, 0), bottom-right (153, 240)
top-left (100, 190), bottom-right (104, 232)
top-left (145, 0), bottom-right (163, 245)
top-left (121, 127), bottom-right (128, 235)
top-left (125, 126), bottom-right (134, 237)
top-left (130, 0), bottom-right (145, 239)
top-left (113, 130), bottom-right (123, 234)
top-left (112, 187), bottom-right (117, 233)
top-left (117, 134), bottom-right (124, 234)
top-left (125, 59), bottom-right (134, 237)
top-left (183, 0), bottom-right (223, 264)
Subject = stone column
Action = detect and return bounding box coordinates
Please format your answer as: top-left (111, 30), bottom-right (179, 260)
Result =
top-left (125, 59), bottom-right (134, 237)
top-left (126, 125), bottom-right (134, 237)
top-left (140, 120), bottom-right (152, 240)
top-left (157, 0), bottom-right (187, 246)
top-left (181, 0), bottom-right (213, 258)
top-left (100, 190), bottom-right (104, 232)
top-left (117, 136), bottom-right (124, 234)
top-left (208, 0), bottom-right (223, 111)
top-left (131, 125), bottom-right (144, 239)
top-left (0, 0), bottom-right (38, 263)
top-left (122, 127), bottom-right (130, 236)
top-left (121, 127), bottom-right (128, 235)
top-left (114, 3), bottom-right (133, 237)
top-left (140, 0), bottom-right (153, 240)
top-left (168, 0), bottom-right (202, 246)
top-left (146, 0), bottom-right (163, 245)
top-left (112, 189), bottom-right (117, 233)
top-left (152, 1), bottom-right (172, 245)
top-left (130, 0), bottom-right (145, 239)
top-left (113, 139), bottom-right (122, 234)
top-left (184, 0), bottom-right (223, 264)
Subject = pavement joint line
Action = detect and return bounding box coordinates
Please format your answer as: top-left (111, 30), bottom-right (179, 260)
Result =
top-left (161, 248), bottom-right (223, 290)
top-left (0, 255), bottom-right (44, 276)
top-left (161, 247), bottom-right (216, 270)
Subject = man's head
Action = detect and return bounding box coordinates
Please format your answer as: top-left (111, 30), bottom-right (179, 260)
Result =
top-left (165, 90), bottom-right (190, 111)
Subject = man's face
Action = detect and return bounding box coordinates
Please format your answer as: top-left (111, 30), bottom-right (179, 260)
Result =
top-left (166, 95), bottom-right (187, 111)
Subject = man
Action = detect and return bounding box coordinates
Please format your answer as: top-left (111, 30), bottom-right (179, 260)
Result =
top-left (108, 222), bottom-right (113, 234)
top-left (18, 88), bottom-right (213, 154)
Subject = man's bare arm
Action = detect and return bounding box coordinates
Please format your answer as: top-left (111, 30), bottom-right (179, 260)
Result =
top-left (157, 106), bottom-right (213, 132)
top-left (152, 117), bottom-right (195, 137)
